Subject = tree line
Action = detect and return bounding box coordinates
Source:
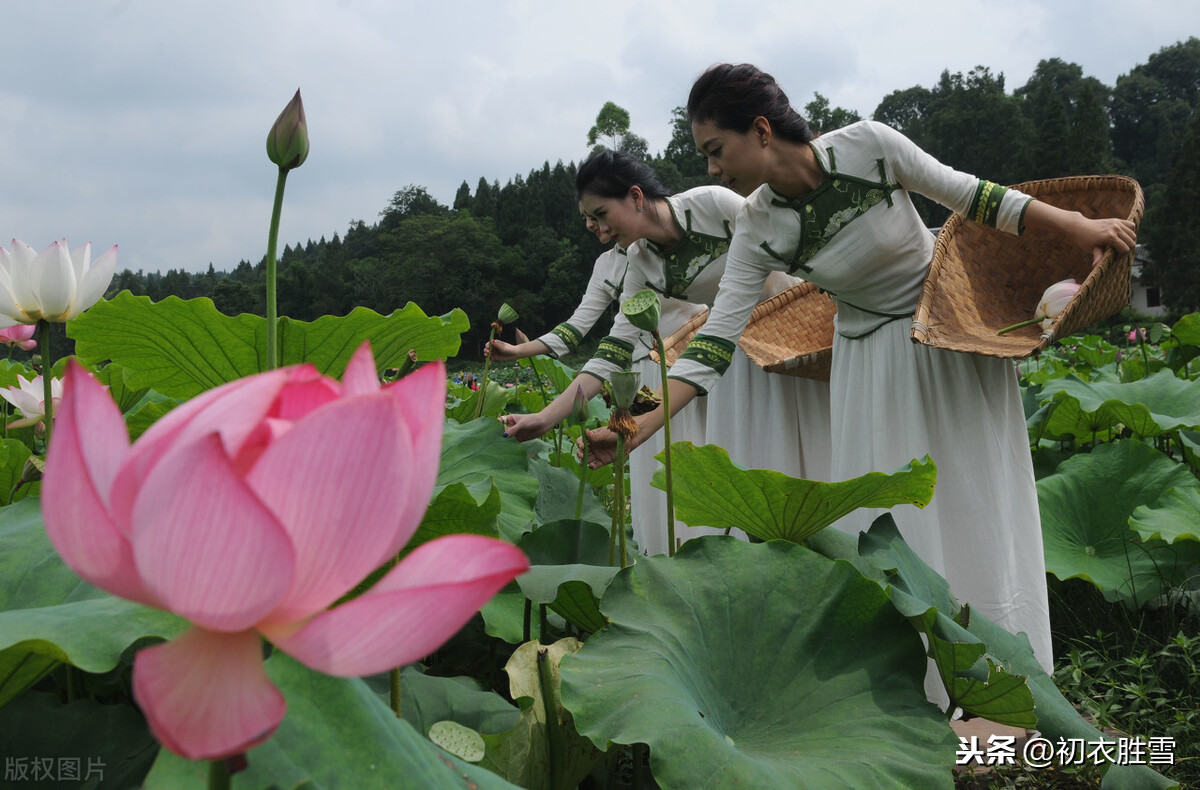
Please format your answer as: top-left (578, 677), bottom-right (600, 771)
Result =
top-left (110, 39), bottom-right (1200, 357)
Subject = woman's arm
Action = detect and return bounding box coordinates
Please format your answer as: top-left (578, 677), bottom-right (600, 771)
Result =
top-left (502, 372), bottom-right (605, 441)
top-left (582, 377), bottom-right (700, 467)
top-left (1022, 200), bottom-right (1137, 264)
top-left (485, 337), bottom-right (552, 362)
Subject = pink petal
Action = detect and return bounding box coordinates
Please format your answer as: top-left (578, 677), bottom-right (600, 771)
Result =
top-left (133, 627), bottom-right (285, 760)
top-left (269, 364), bottom-right (340, 420)
top-left (264, 535), bottom-right (528, 676)
top-left (249, 392), bottom-right (415, 623)
top-left (108, 368), bottom-right (293, 530)
top-left (340, 342), bottom-right (381, 397)
top-left (382, 360), bottom-right (446, 546)
top-left (131, 433), bottom-right (295, 632)
top-left (42, 362), bottom-right (155, 605)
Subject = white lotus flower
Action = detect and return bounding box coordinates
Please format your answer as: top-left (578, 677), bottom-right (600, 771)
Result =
top-left (0, 238), bottom-right (118, 323)
top-left (1036, 278), bottom-right (1081, 330)
top-left (1, 375), bottom-right (63, 429)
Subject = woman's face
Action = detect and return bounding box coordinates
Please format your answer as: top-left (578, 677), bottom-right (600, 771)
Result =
top-left (692, 118), bottom-right (769, 197)
top-left (579, 189), bottom-right (644, 248)
top-left (579, 202), bottom-right (612, 245)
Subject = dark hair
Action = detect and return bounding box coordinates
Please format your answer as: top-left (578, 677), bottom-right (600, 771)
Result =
top-left (687, 63), bottom-right (814, 144)
top-left (575, 149), bottom-right (670, 202)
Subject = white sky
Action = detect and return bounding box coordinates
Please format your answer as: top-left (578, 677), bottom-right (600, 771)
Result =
top-left (1, 0), bottom-right (1194, 274)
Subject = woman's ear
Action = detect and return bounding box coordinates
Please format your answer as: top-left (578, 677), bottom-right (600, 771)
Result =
top-left (753, 116), bottom-right (772, 148)
top-left (627, 185), bottom-right (645, 211)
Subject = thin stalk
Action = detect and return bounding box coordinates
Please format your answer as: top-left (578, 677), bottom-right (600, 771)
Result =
top-left (208, 760), bottom-right (231, 790)
top-left (264, 168), bottom-right (289, 371)
top-left (527, 356), bottom-right (564, 464)
top-left (616, 434), bottom-right (627, 567)
top-left (996, 316), bottom-right (1042, 335)
top-left (390, 667), bottom-right (401, 717)
top-left (38, 321), bottom-right (53, 448)
top-left (474, 326), bottom-right (498, 419)
top-left (523, 599), bottom-right (533, 642)
top-left (575, 437), bottom-right (589, 520)
top-left (653, 331), bottom-right (676, 556)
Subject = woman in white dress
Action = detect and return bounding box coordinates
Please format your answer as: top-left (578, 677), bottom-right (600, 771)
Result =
top-left (584, 64), bottom-right (1136, 683)
top-left (505, 150), bottom-right (830, 555)
top-left (488, 207), bottom-right (707, 556)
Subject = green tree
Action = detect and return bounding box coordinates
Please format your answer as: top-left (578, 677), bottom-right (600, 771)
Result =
top-left (1030, 81), bottom-right (1071, 177)
top-left (587, 101), bottom-right (650, 159)
top-left (1143, 104), bottom-right (1200, 311)
top-left (453, 180), bottom-right (472, 212)
top-left (1067, 82), bottom-right (1113, 174)
top-left (1112, 38), bottom-right (1200, 186)
top-left (803, 92), bottom-right (862, 134)
top-left (872, 85), bottom-right (933, 139)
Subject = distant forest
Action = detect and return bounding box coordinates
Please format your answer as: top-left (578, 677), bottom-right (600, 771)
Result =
top-left (109, 40), bottom-right (1200, 357)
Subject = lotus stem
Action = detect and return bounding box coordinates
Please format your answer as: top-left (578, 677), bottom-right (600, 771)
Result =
top-left (653, 330), bottom-right (676, 556)
top-left (38, 321), bottom-right (52, 448)
top-left (616, 434), bottom-right (628, 567)
top-left (996, 317), bottom-right (1041, 335)
top-left (394, 349), bottom-right (418, 379)
top-left (208, 760), bottom-right (231, 790)
top-left (265, 168), bottom-right (288, 371)
top-left (523, 599), bottom-right (533, 642)
top-left (390, 667), bottom-right (401, 717)
top-left (575, 435), bottom-right (589, 521)
top-left (475, 325), bottom-right (498, 419)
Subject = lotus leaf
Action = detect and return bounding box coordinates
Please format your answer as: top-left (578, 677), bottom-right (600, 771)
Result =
top-left (653, 442), bottom-right (936, 544)
top-left (559, 537), bottom-right (957, 789)
top-left (1130, 485), bottom-right (1200, 543)
top-left (1038, 440), bottom-right (1200, 606)
top-left (1040, 370), bottom-right (1200, 438)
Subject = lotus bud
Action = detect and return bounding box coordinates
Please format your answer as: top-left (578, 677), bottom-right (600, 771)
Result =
top-left (610, 371), bottom-right (641, 410)
top-left (621, 289), bottom-right (660, 333)
top-left (566, 385), bottom-right (590, 427)
top-left (1036, 279), bottom-right (1080, 330)
top-left (497, 303), bottom-right (519, 325)
top-left (515, 328), bottom-right (530, 344)
top-left (266, 89), bottom-right (309, 171)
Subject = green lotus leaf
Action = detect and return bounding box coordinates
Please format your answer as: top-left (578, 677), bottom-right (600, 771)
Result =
top-left (144, 652), bottom-right (520, 789)
top-left (70, 292), bottom-right (467, 400)
top-left (1043, 388), bottom-right (1120, 441)
top-left (381, 666), bottom-right (520, 738)
top-left (1169, 312), bottom-right (1200, 347)
top-left (1129, 485), bottom-right (1200, 543)
top-left (1038, 440), bottom-right (1200, 606)
top-left (408, 480), bottom-right (502, 553)
top-left (560, 537), bottom-right (957, 789)
top-left (0, 499), bottom-right (187, 707)
top-left (516, 520), bottom-right (620, 633)
top-left (857, 516), bottom-right (1178, 788)
top-left (857, 516), bottom-right (1035, 727)
top-left (0, 692), bottom-right (159, 788)
top-left (1040, 370), bottom-right (1200, 438)
top-left (653, 442), bottom-right (936, 544)
top-left (0, 438), bottom-right (31, 506)
top-left (530, 456), bottom-right (611, 526)
top-left (479, 639), bottom-right (603, 790)
top-left (438, 420), bottom-right (539, 543)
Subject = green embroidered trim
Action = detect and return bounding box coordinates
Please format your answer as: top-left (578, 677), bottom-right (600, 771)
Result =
top-left (593, 336), bottom-right (634, 370)
top-left (763, 165), bottom-right (894, 275)
top-left (679, 334), bottom-right (736, 375)
top-left (667, 373), bottom-right (709, 396)
top-left (1017, 197), bottom-right (1033, 235)
top-left (550, 322), bottom-right (583, 351)
top-left (970, 180), bottom-right (1009, 227)
top-left (645, 208), bottom-right (731, 299)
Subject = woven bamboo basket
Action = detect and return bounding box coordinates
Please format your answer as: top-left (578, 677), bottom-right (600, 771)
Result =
top-left (910, 175), bottom-right (1144, 357)
top-left (656, 281), bottom-right (837, 381)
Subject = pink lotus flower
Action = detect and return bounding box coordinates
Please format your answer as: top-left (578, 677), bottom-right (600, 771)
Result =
top-left (1, 374), bottom-right (62, 428)
top-left (43, 345), bottom-right (529, 761)
top-left (1128, 328), bottom-right (1145, 344)
top-left (0, 323), bottom-right (36, 350)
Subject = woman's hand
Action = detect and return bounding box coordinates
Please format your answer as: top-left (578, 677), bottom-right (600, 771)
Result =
top-left (1026, 203), bottom-right (1137, 269)
top-left (580, 426), bottom-right (618, 467)
top-left (485, 339), bottom-right (520, 361)
top-left (499, 411), bottom-right (552, 442)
